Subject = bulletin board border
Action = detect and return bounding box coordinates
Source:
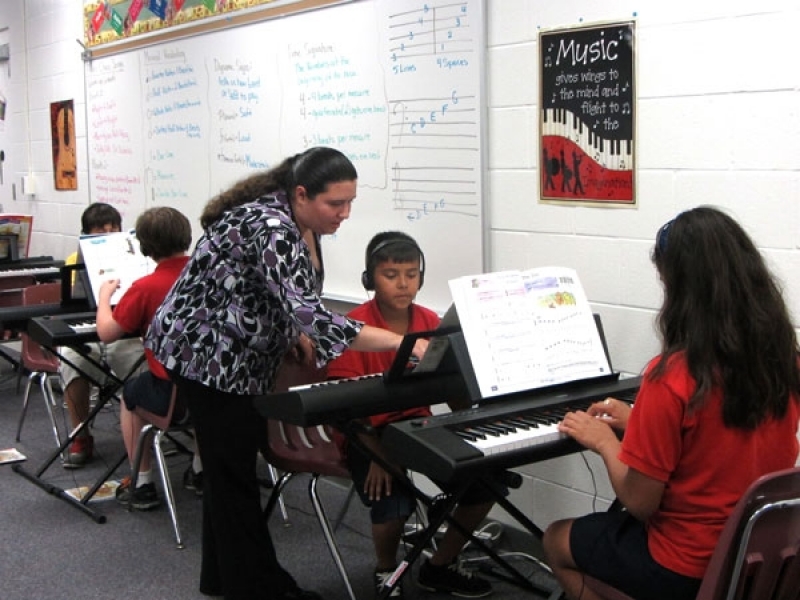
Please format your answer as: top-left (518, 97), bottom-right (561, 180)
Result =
top-left (82, 0), bottom-right (353, 60)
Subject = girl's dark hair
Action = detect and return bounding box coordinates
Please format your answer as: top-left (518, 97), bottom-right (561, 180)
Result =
top-left (81, 202), bottom-right (122, 234)
top-left (200, 146), bottom-right (357, 228)
top-left (651, 205), bottom-right (800, 428)
top-left (136, 206), bottom-right (192, 260)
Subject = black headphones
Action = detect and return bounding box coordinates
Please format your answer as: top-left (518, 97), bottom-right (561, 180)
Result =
top-left (361, 236), bottom-right (425, 291)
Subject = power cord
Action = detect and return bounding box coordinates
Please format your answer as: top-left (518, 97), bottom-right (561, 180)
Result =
top-left (580, 452), bottom-right (599, 513)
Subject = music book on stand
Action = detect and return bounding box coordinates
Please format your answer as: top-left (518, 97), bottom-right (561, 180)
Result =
top-left (448, 266), bottom-right (614, 400)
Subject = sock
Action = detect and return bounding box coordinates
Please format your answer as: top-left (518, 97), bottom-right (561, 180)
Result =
top-left (192, 453), bottom-right (203, 474)
top-left (136, 470), bottom-right (152, 487)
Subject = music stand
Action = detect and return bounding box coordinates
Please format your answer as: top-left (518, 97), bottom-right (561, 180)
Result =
top-left (13, 262), bottom-right (143, 522)
top-left (337, 314), bottom-right (547, 598)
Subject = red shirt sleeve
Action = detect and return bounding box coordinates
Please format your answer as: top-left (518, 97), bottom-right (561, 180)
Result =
top-left (111, 279), bottom-right (148, 335)
top-left (619, 358), bottom-right (690, 483)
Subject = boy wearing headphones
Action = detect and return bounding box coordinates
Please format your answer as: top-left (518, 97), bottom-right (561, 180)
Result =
top-left (327, 231), bottom-right (493, 599)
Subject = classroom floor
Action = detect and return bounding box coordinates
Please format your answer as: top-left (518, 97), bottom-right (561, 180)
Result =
top-left (0, 354), bottom-right (557, 599)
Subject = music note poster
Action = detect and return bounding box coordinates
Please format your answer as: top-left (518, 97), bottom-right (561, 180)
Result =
top-left (539, 21), bottom-right (636, 206)
top-left (50, 99), bottom-right (78, 190)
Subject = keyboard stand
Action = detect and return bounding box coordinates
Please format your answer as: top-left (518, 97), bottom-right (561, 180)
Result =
top-left (13, 342), bottom-right (145, 523)
top-left (339, 421), bottom-right (552, 599)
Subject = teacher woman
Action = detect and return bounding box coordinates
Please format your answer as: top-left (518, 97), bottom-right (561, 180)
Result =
top-left (145, 147), bottom-right (427, 600)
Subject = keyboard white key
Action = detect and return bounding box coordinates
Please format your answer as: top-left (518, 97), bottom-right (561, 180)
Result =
top-left (463, 423), bottom-right (565, 456)
top-left (0, 267), bottom-right (60, 278)
top-left (70, 321), bottom-right (96, 334)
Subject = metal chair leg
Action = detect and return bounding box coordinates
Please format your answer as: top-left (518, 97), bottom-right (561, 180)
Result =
top-left (16, 371), bottom-right (62, 449)
top-left (267, 463), bottom-right (290, 523)
top-left (129, 423), bottom-right (155, 508)
top-left (130, 424), bottom-right (185, 549)
top-left (40, 374), bottom-right (62, 449)
top-left (263, 470), bottom-right (295, 524)
top-left (153, 430), bottom-right (184, 549)
top-left (14, 372), bottom-right (36, 442)
top-left (309, 475), bottom-right (357, 600)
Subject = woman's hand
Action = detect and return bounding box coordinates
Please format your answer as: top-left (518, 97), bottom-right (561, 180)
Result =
top-left (288, 334), bottom-right (316, 366)
top-left (586, 396), bottom-right (631, 431)
top-left (558, 409), bottom-right (620, 455)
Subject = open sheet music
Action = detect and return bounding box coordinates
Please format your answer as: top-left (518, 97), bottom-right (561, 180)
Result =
top-left (79, 230), bottom-right (155, 307)
top-left (449, 267), bottom-right (612, 399)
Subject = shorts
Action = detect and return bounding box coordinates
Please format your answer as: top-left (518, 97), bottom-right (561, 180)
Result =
top-left (347, 434), bottom-right (507, 525)
top-left (570, 511), bottom-right (702, 600)
top-left (59, 338), bottom-right (146, 389)
top-left (122, 370), bottom-right (187, 424)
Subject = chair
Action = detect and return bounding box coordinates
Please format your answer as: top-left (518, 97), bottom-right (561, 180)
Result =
top-left (0, 274), bottom-right (37, 367)
top-left (581, 466), bottom-right (800, 600)
top-left (128, 386), bottom-right (195, 549)
top-left (261, 358), bottom-right (357, 600)
top-left (14, 282), bottom-right (63, 449)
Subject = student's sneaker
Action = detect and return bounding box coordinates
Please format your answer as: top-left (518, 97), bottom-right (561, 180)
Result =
top-left (115, 478), bottom-right (161, 511)
top-left (62, 435), bottom-right (94, 469)
top-left (417, 559), bottom-right (493, 598)
top-left (183, 465), bottom-right (204, 496)
top-left (374, 569), bottom-right (404, 598)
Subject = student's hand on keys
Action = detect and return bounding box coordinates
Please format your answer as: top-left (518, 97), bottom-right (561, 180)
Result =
top-left (586, 397), bottom-right (631, 431)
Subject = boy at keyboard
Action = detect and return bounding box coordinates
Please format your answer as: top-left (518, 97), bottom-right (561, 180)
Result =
top-left (327, 231), bottom-right (494, 599)
top-left (95, 206), bottom-right (194, 510)
top-left (60, 203), bottom-right (146, 468)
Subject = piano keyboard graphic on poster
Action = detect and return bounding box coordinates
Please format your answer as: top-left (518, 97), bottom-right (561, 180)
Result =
top-left (539, 21), bottom-right (635, 205)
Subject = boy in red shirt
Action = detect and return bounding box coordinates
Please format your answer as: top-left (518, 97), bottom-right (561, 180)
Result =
top-left (95, 206), bottom-right (194, 510)
top-left (327, 231), bottom-right (494, 599)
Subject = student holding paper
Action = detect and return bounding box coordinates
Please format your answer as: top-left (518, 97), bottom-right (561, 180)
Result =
top-left (543, 206), bottom-right (800, 600)
top-left (145, 147), bottom-right (428, 600)
top-left (327, 231), bottom-right (494, 599)
top-left (94, 206), bottom-right (195, 510)
top-left (60, 202), bottom-right (146, 468)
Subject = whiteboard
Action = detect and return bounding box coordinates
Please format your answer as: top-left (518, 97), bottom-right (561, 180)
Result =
top-left (84, 0), bottom-right (485, 311)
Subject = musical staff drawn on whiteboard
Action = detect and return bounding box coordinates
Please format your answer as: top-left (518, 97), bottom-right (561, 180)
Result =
top-left (388, 86), bottom-right (479, 221)
top-left (388, 2), bottom-right (473, 60)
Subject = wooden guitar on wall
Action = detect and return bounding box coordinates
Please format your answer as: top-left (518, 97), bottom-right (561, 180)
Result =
top-left (52, 100), bottom-right (77, 190)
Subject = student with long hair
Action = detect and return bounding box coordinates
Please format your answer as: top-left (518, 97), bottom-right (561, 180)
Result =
top-left (543, 206), bottom-right (800, 600)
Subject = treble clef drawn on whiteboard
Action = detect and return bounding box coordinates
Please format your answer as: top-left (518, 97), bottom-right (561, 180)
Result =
top-left (392, 101), bottom-right (408, 141)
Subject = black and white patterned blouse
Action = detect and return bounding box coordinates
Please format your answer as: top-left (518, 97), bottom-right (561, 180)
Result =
top-left (145, 190), bottom-right (362, 396)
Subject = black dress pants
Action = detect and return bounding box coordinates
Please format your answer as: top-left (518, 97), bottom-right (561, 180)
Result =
top-left (176, 376), bottom-right (297, 600)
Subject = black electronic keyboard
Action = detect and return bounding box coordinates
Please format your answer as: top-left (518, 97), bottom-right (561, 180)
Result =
top-left (0, 302), bottom-right (88, 334)
top-left (254, 371), bottom-right (471, 427)
top-left (28, 311), bottom-right (103, 347)
top-left (381, 375), bottom-right (642, 484)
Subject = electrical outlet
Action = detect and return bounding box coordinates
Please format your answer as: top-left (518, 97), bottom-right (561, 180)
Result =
top-left (21, 175), bottom-right (36, 195)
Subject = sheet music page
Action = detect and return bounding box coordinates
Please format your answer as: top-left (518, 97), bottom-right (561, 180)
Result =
top-left (79, 230), bottom-right (155, 306)
top-left (449, 267), bottom-right (612, 398)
